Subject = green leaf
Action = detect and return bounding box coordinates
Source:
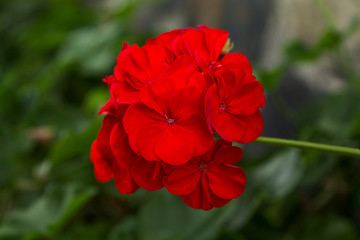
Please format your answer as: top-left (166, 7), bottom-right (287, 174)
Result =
top-left (299, 215), bottom-right (358, 240)
top-left (83, 87), bottom-right (109, 115)
top-left (138, 189), bottom-right (237, 240)
top-left (253, 149), bottom-right (303, 198)
top-left (226, 182), bottom-right (262, 230)
top-left (254, 66), bottom-right (284, 90)
top-left (107, 216), bottom-right (137, 240)
top-left (0, 182), bottom-right (97, 239)
top-left (48, 118), bottom-right (102, 168)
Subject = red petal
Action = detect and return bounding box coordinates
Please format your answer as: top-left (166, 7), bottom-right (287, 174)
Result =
top-left (207, 164), bottom-right (246, 199)
top-left (97, 115), bottom-right (119, 158)
top-left (123, 103), bottom-right (166, 161)
top-left (181, 176), bottom-right (212, 210)
top-left (138, 77), bottom-right (170, 116)
top-left (176, 115), bottom-right (214, 157)
top-left (124, 48), bottom-right (153, 87)
top-left (205, 84), bottom-right (218, 133)
top-left (103, 75), bottom-right (117, 85)
top-left (128, 133), bottom-right (139, 155)
top-left (114, 44), bottom-right (140, 80)
top-left (120, 42), bottom-right (129, 51)
top-left (226, 80), bottom-right (265, 116)
top-left (131, 158), bottom-right (165, 191)
top-left (90, 115), bottom-right (121, 182)
top-left (166, 55), bottom-right (198, 77)
top-left (146, 28), bottom-right (192, 59)
top-left (144, 44), bottom-right (169, 74)
top-left (136, 125), bottom-right (165, 161)
top-left (187, 72), bottom-right (213, 96)
top-left (113, 163), bottom-right (139, 194)
top-left (111, 81), bottom-right (140, 104)
top-left (210, 193), bottom-right (231, 208)
top-left (164, 165), bottom-right (201, 195)
top-left (218, 53), bottom-right (252, 74)
top-left (98, 97), bottom-right (129, 118)
top-left (98, 97), bottom-right (116, 116)
top-left (206, 69), bottom-right (264, 143)
top-left (181, 175), bottom-right (229, 210)
top-left (118, 44), bottom-right (169, 90)
top-left (110, 122), bottom-right (139, 169)
top-left (214, 145), bottom-right (243, 164)
top-left (140, 74), bottom-right (206, 119)
top-left (202, 139), bottom-right (232, 164)
top-left (215, 70), bottom-right (241, 99)
top-left (154, 127), bottom-right (195, 165)
top-left (177, 30), bottom-right (210, 62)
top-left (201, 28), bottom-right (229, 61)
top-left (123, 103), bottom-right (164, 136)
top-left (90, 140), bottom-right (114, 182)
top-left (131, 71), bottom-right (212, 164)
top-left (215, 70), bottom-right (265, 112)
top-left (212, 109), bottom-right (264, 143)
top-left (196, 25), bottom-right (209, 31)
top-left (116, 42), bottom-right (136, 63)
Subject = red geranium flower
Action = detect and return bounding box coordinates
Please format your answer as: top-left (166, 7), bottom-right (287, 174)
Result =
top-left (123, 70), bottom-right (214, 165)
top-left (91, 26), bottom-right (265, 210)
top-left (173, 26), bottom-right (228, 70)
top-left (171, 26), bottom-right (252, 82)
top-left (205, 68), bottom-right (265, 143)
top-left (112, 43), bottom-right (200, 104)
top-left (205, 52), bottom-right (253, 75)
top-left (164, 139), bottom-right (246, 210)
top-left (92, 91), bottom-right (166, 192)
top-left (146, 28), bottom-right (193, 58)
top-left (112, 42), bottom-right (170, 103)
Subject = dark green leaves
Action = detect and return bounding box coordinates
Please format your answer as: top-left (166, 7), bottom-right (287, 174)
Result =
top-left (0, 183), bottom-right (97, 240)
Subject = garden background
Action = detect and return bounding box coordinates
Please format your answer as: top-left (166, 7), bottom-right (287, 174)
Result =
top-left (1, 0), bottom-right (360, 239)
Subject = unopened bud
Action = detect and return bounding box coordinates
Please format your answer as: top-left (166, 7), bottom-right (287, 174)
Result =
top-left (221, 38), bottom-right (234, 55)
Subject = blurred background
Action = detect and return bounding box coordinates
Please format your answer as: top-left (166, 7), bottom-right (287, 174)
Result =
top-left (1, 0), bottom-right (360, 239)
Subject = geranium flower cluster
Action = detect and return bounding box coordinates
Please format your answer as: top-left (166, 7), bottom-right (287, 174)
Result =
top-left (90, 26), bottom-right (265, 210)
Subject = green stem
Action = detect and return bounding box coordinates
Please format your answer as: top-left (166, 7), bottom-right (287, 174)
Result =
top-left (253, 137), bottom-right (360, 158)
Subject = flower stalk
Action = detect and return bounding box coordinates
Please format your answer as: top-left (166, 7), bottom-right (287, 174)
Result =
top-left (254, 137), bottom-right (360, 158)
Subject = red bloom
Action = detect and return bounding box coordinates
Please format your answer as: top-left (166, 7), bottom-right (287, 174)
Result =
top-left (146, 28), bottom-right (193, 58)
top-left (91, 26), bottom-right (265, 209)
top-left (90, 114), bottom-right (138, 194)
top-left (171, 27), bottom-right (253, 83)
top-left (112, 43), bottom-right (200, 105)
top-left (113, 42), bottom-right (170, 103)
top-left (206, 68), bottom-right (265, 143)
top-left (174, 27), bottom-right (228, 69)
top-left (123, 70), bottom-right (213, 165)
top-left (164, 140), bottom-right (246, 210)
top-left (208, 52), bottom-right (252, 74)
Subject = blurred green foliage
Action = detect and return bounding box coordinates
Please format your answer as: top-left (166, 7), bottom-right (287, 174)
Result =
top-left (0, 0), bottom-right (360, 239)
